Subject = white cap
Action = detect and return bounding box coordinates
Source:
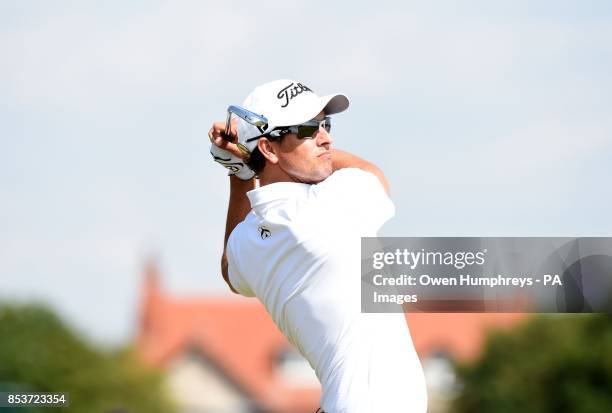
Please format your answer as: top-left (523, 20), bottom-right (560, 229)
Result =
top-left (236, 79), bottom-right (349, 152)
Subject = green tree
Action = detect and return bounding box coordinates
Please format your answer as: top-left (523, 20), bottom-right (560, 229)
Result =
top-left (454, 315), bottom-right (612, 413)
top-left (0, 303), bottom-right (177, 413)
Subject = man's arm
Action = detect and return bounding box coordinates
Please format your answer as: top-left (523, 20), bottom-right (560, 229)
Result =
top-left (221, 175), bottom-right (256, 293)
top-left (208, 120), bottom-right (256, 293)
top-left (330, 149), bottom-right (390, 194)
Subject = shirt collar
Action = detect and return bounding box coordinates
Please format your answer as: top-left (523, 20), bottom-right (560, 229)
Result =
top-left (247, 182), bottom-right (311, 209)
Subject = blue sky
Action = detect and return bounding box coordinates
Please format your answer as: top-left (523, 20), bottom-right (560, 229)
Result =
top-left (1, 1), bottom-right (611, 345)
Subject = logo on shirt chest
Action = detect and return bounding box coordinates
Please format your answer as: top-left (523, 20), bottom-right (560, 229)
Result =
top-left (258, 225), bottom-right (271, 239)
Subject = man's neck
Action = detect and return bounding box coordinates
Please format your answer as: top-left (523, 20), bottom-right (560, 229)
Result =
top-left (258, 166), bottom-right (298, 187)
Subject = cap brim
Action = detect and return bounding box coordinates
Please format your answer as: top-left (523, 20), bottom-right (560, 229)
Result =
top-left (320, 93), bottom-right (350, 115)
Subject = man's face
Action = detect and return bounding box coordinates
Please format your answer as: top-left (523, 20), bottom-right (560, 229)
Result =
top-left (272, 111), bottom-right (333, 184)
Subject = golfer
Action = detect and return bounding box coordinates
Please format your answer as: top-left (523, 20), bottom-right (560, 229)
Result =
top-left (208, 79), bottom-right (427, 412)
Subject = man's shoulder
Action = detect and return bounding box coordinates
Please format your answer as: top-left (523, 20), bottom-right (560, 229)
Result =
top-left (327, 167), bottom-right (373, 180)
top-left (315, 168), bottom-right (381, 194)
top-left (323, 167), bottom-right (378, 183)
top-left (227, 212), bottom-right (255, 248)
top-left (228, 210), bottom-right (292, 246)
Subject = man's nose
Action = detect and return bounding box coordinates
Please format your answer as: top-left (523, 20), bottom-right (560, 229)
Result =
top-left (316, 127), bottom-right (332, 147)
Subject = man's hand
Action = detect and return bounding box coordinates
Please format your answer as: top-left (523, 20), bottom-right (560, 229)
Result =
top-left (208, 121), bottom-right (255, 180)
top-left (210, 145), bottom-right (255, 180)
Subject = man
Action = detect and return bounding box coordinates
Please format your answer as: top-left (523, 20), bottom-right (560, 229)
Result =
top-left (209, 79), bottom-right (427, 412)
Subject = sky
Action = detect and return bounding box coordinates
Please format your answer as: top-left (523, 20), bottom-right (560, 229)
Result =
top-left (1, 0), bottom-right (611, 346)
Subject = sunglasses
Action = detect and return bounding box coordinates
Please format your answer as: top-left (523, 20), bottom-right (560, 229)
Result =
top-left (247, 117), bottom-right (331, 142)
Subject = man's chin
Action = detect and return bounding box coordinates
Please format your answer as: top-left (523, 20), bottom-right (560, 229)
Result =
top-left (309, 168), bottom-right (333, 184)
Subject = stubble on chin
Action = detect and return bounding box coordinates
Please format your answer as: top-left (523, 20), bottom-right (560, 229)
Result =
top-left (311, 163), bottom-right (333, 184)
top-left (287, 158), bottom-right (333, 184)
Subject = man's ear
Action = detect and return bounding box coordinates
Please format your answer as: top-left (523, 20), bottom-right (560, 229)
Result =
top-left (257, 138), bottom-right (279, 164)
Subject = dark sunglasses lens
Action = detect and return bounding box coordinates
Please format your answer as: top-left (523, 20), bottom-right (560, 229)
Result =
top-left (296, 119), bottom-right (332, 138)
top-left (297, 125), bottom-right (319, 138)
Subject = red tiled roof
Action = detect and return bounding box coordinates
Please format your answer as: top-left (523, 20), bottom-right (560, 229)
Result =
top-left (137, 265), bottom-right (320, 413)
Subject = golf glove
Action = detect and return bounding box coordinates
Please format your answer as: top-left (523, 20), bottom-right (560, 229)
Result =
top-left (210, 144), bottom-right (255, 180)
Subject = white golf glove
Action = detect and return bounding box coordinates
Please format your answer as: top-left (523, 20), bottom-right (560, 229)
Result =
top-left (210, 144), bottom-right (255, 180)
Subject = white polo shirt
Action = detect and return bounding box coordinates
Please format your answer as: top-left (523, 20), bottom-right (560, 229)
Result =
top-left (227, 168), bottom-right (427, 413)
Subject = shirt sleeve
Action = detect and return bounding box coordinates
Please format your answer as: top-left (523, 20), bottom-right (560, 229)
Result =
top-left (226, 228), bottom-right (256, 297)
top-left (311, 168), bottom-right (395, 234)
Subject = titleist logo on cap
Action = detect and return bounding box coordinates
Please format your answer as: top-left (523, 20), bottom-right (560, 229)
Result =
top-left (277, 82), bottom-right (312, 108)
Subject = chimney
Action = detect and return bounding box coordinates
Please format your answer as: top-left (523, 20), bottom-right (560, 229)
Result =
top-left (138, 255), bottom-right (164, 341)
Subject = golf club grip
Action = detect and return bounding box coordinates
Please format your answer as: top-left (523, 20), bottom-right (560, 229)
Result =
top-left (221, 132), bottom-right (234, 142)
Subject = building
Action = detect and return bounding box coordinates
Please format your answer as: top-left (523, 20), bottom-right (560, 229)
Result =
top-left (136, 261), bottom-right (524, 413)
